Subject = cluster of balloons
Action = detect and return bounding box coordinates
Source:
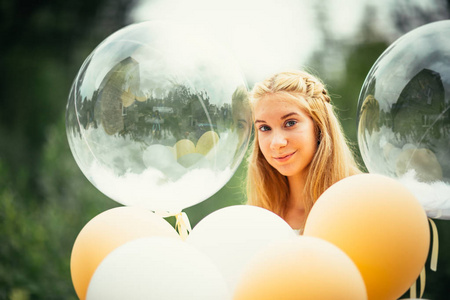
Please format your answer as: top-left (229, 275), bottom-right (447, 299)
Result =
top-left (234, 174), bottom-right (430, 300)
top-left (71, 174), bottom-right (429, 300)
top-left (71, 205), bottom-right (294, 299)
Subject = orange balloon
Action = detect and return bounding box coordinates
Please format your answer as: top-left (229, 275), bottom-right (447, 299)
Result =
top-left (233, 236), bottom-right (367, 300)
top-left (70, 206), bottom-right (180, 300)
top-left (304, 174), bottom-right (430, 300)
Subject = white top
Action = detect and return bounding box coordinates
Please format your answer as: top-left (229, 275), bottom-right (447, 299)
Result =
top-left (293, 228), bottom-right (303, 235)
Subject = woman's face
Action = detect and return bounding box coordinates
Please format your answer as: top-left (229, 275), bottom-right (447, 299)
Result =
top-left (254, 94), bottom-right (318, 179)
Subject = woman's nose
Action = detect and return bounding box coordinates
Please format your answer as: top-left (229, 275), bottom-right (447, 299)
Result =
top-left (270, 131), bottom-right (287, 150)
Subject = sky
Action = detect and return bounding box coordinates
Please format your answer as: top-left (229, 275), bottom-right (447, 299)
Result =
top-left (129, 0), bottom-right (440, 84)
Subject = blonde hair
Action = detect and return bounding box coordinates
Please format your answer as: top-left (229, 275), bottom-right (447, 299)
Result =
top-left (246, 70), bottom-right (360, 221)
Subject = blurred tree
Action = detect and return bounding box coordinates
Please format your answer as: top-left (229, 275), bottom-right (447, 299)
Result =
top-left (0, 0), bottom-right (136, 199)
top-left (391, 0), bottom-right (450, 35)
top-left (0, 115), bottom-right (119, 299)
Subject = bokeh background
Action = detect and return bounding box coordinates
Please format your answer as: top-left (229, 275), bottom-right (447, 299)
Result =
top-left (1, 0), bottom-right (449, 299)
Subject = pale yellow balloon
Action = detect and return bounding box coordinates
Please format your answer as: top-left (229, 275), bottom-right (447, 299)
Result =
top-left (233, 236), bottom-right (367, 300)
top-left (196, 131), bottom-right (219, 155)
top-left (174, 139), bottom-right (196, 159)
top-left (396, 148), bottom-right (443, 182)
top-left (304, 174), bottom-right (430, 300)
top-left (70, 207), bottom-right (180, 300)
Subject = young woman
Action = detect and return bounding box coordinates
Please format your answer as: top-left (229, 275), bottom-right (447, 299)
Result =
top-left (246, 70), bottom-right (361, 234)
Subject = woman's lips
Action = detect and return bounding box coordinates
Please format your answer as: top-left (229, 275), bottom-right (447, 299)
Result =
top-left (273, 151), bottom-right (296, 162)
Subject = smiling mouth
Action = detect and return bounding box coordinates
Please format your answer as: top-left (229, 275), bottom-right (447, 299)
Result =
top-left (274, 151), bottom-right (296, 162)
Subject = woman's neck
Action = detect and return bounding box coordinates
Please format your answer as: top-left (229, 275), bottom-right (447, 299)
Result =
top-left (287, 173), bottom-right (307, 207)
top-left (285, 174), bottom-right (307, 230)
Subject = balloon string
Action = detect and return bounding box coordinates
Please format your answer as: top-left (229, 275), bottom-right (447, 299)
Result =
top-left (410, 278), bottom-right (417, 298)
top-left (428, 218), bottom-right (438, 271)
top-left (419, 267), bottom-right (426, 298)
top-left (409, 267), bottom-right (426, 299)
top-left (153, 211), bottom-right (192, 240)
top-left (409, 218), bottom-right (439, 298)
top-left (175, 212), bottom-right (192, 241)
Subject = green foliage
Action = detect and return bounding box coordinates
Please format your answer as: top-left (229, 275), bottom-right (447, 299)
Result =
top-left (0, 117), bottom-right (118, 299)
top-left (329, 41), bottom-right (389, 171)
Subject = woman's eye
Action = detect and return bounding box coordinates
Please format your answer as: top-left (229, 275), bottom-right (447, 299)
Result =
top-left (259, 125), bottom-right (271, 132)
top-left (285, 120), bottom-right (297, 127)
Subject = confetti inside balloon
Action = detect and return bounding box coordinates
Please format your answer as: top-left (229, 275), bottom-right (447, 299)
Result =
top-left (357, 20), bottom-right (450, 219)
top-left (66, 21), bottom-right (251, 214)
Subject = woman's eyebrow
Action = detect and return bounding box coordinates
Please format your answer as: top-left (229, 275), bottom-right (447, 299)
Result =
top-left (255, 112), bottom-right (299, 124)
top-left (281, 112), bottom-right (300, 120)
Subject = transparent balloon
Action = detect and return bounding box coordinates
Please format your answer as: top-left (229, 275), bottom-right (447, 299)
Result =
top-left (357, 20), bottom-right (450, 219)
top-left (66, 21), bottom-right (251, 214)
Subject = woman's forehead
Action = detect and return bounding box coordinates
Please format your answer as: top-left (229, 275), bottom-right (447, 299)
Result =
top-left (253, 94), bottom-right (311, 121)
top-left (253, 93), bottom-right (308, 112)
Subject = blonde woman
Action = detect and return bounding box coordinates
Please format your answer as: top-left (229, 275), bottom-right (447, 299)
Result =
top-left (246, 70), bottom-right (361, 234)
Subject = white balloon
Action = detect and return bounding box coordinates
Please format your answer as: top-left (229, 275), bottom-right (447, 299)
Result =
top-left (186, 205), bottom-right (296, 292)
top-left (86, 237), bottom-right (230, 300)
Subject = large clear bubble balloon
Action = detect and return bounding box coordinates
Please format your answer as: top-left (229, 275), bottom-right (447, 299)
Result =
top-left (66, 21), bottom-right (251, 214)
top-left (357, 20), bottom-right (450, 219)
